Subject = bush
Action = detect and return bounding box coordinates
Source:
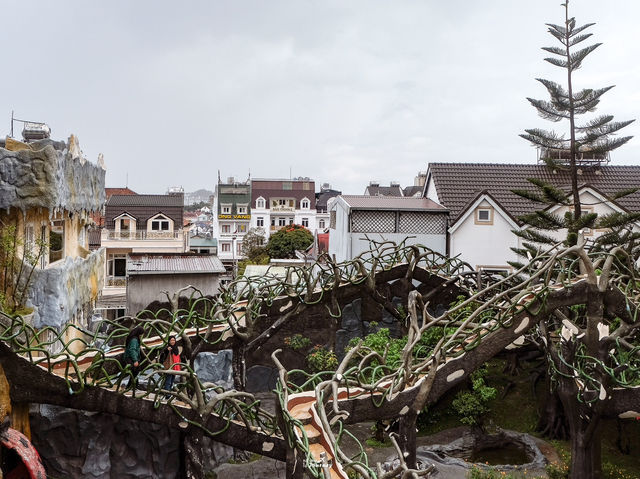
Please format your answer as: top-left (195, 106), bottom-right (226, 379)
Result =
top-left (306, 345), bottom-right (338, 372)
top-left (451, 366), bottom-right (496, 428)
top-left (284, 334), bottom-right (311, 351)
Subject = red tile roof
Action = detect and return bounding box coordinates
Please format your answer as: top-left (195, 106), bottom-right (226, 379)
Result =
top-left (428, 163), bottom-right (640, 222)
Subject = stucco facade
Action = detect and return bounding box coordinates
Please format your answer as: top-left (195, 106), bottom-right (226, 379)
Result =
top-left (0, 135), bottom-right (106, 332)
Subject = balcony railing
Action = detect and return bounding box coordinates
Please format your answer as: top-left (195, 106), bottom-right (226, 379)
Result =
top-left (106, 276), bottom-right (127, 287)
top-left (105, 230), bottom-right (181, 241)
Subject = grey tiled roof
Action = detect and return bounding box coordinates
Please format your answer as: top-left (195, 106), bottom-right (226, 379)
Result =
top-left (127, 254), bottom-right (225, 274)
top-left (428, 163), bottom-right (640, 222)
top-left (365, 186), bottom-right (404, 197)
top-left (341, 195), bottom-right (446, 211)
top-left (107, 194), bottom-right (183, 207)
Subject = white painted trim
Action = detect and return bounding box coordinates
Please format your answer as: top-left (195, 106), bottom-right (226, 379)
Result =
top-left (449, 194), bottom-right (520, 234)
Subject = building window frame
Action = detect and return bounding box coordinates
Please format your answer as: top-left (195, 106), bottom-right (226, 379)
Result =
top-left (221, 204), bottom-right (232, 215)
top-left (256, 197), bottom-right (266, 209)
top-left (221, 243), bottom-right (231, 252)
top-left (149, 214), bottom-right (171, 231)
top-left (301, 218), bottom-right (309, 227)
top-left (301, 198), bottom-right (310, 210)
top-left (257, 217), bottom-right (264, 227)
top-left (318, 219), bottom-right (325, 229)
top-left (474, 207), bottom-right (493, 225)
top-left (237, 204), bottom-right (248, 214)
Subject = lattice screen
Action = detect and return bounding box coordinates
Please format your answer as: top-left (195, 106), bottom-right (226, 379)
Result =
top-left (398, 212), bottom-right (447, 234)
top-left (351, 211), bottom-right (395, 233)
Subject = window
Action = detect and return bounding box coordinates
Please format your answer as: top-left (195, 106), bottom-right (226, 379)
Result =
top-left (271, 218), bottom-right (276, 226)
top-left (278, 218), bottom-right (286, 226)
top-left (221, 243), bottom-right (231, 252)
top-left (151, 215), bottom-right (170, 231)
top-left (108, 253), bottom-right (127, 277)
top-left (302, 218), bottom-right (309, 227)
top-left (282, 181), bottom-right (292, 190)
top-left (237, 242), bottom-right (243, 254)
top-left (221, 204), bottom-right (231, 214)
top-left (237, 205), bottom-right (247, 214)
top-left (303, 182), bottom-right (310, 190)
top-left (475, 207), bottom-right (493, 225)
top-left (119, 218), bottom-right (131, 231)
top-left (222, 225), bottom-right (231, 233)
top-left (257, 217), bottom-right (264, 227)
top-left (278, 199), bottom-right (287, 206)
top-left (24, 224), bottom-right (35, 253)
top-left (78, 225), bottom-right (86, 247)
top-left (237, 224), bottom-right (247, 233)
top-left (49, 220), bottom-right (64, 263)
top-left (301, 198), bottom-right (310, 209)
top-left (256, 198), bottom-right (265, 209)
top-left (318, 219), bottom-right (325, 229)
top-left (289, 218), bottom-right (294, 225)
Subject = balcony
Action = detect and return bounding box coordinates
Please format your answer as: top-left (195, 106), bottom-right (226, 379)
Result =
top-left (105, 230), bottom-right (181, 240)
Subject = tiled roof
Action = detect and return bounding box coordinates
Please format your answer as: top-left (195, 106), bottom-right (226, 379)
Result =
top-left (365, 185), bottom-right (404, 197)
top-left (341, 195), bottom-right (446, 211)
top-left (105, 187), bottom-right (136, 198)
top-left (127, 254), bottom-right (225, 274)
top-left (107, 194), bottom-right (183, 207)
top-left (428, 163), bottom-right (640, 222)
top-left (403, 186), bottom-right (423, 197)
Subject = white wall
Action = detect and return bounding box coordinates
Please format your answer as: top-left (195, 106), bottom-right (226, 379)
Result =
top-left (450, 200), bottom-right (521, 270)
top-left (350, 233), bottom-right (446, 261)
top-left (328, 199), bottom-right (351, 262)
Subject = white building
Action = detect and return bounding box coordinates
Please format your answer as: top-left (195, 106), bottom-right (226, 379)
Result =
top-left (424, 162), bottom-right (640, 273)
top-left (328, 195), bottom-right (448, 263)
top-left (250, 178), bottom-right (317, 240)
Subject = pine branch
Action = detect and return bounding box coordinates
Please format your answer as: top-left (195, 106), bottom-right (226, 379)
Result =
top-left (511, 189), bottom-right (544, 204)
top-left (541, 46), bottom-right (566, 57)
top-left (573, 212), bottom-right (598, 230)
top-left (588, 136), bottom-right (634, 153)
top-left (568, 22), bottom-right (596, 38)
top-left (610, 188), bottom-right (640, 200)
top-left (569, 33), bottom-right (593, 47)
top-left (575, 115), bottom-right (614, 132)
top-left (514, 228), bottom-right (558, 245)
top-left (545, 56), bottom-right (569, 69)
top-left (596, 212), bottom-right (640, 229)
top-left (527, 98), bottom-right (569, 121)
top-left (572, 86), bottom-right (614, 113)
top-left (520, 129), bottom-right (566, 149)
top-left (569, 43), bottom-right (602, 70)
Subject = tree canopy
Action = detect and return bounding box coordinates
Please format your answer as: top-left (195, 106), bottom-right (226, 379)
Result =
top-left (266, 224), bottom-right (313, 259)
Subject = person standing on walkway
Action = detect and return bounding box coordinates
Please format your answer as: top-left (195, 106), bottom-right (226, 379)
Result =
top-left (159, 335), bottom-right (184, 397)
top-left (122, 325), bottom-right (144, 390)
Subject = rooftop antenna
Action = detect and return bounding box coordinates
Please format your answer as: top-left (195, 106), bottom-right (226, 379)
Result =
top-left (289, 166), bottom-right (292, 179)
top-left (126, 172), bottom-right (128, 188)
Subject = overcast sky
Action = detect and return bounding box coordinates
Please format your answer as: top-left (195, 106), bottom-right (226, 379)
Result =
top-left (4, 1), bottom-right (640, 195)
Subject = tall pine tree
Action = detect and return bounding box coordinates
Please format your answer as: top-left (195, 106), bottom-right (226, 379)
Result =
top-left (516, 1), bottom-right (635, 248)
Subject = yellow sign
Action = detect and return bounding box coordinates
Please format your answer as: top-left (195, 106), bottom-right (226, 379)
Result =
top-left (218, 214), bottom-right (232, 219)
top-left (234, 214), bottom-right (251, 219)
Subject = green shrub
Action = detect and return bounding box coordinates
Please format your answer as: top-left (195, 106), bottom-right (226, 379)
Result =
top-left (306, 345), bottom-right (338, 372)
top-left (284, 334), bottom-right (311, 351)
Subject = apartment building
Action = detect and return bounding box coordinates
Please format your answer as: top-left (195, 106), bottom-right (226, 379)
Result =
top-left (211, 177), bottom-right (251, 270)
top-left (99, 190), bottom-right (188, 316)
top-left (250, 177), bottom-right (317, 240)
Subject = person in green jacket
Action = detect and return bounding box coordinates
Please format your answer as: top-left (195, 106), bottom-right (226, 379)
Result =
top-left (122, 325), bottom-right (144, 389)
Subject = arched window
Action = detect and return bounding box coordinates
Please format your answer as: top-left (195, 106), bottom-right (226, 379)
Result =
top-left (301, 198), bottom-right (310, 209)
top-left (256, 197), bottom-right (266, 209)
